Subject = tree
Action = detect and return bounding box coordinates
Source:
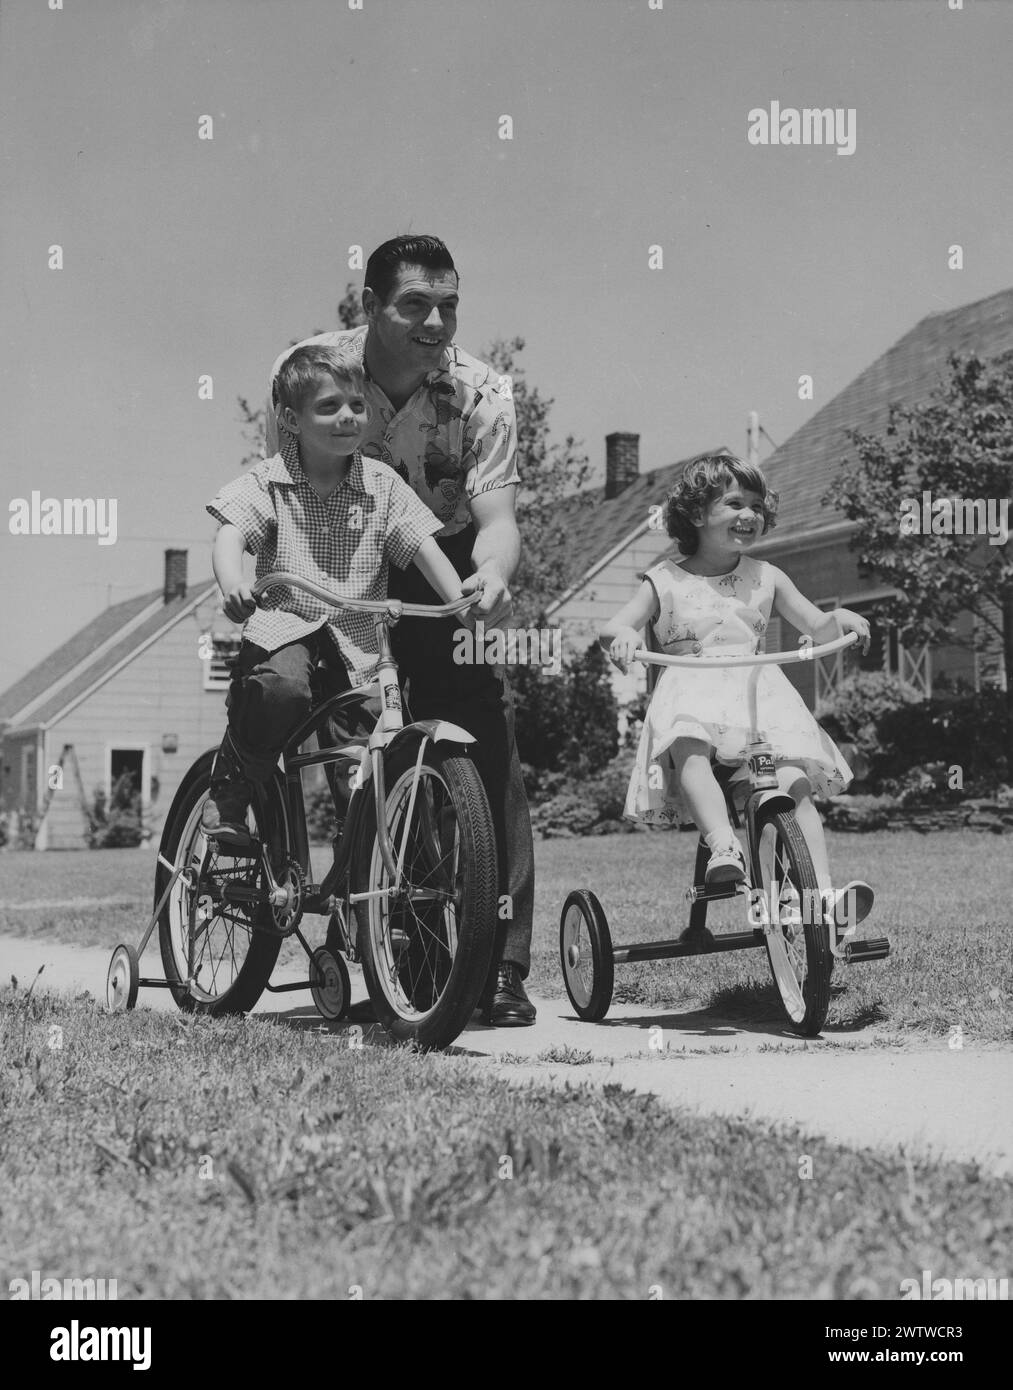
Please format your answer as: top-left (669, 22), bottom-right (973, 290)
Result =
top-left (822, 349), bottom-right (1013, 741)
top-left (481, 336), bottom-right (594, 625)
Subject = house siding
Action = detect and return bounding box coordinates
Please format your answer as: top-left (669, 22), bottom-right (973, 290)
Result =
top-left (41, 618), bottom-right (230, 849)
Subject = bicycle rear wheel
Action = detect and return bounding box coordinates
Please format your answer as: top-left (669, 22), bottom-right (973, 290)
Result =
top-left (155, 752), bottom-right (282, 1016)
top-left (755, 807), bottom-right (832, 1036)
top-left (353, 740), bottom-right (497, 1050)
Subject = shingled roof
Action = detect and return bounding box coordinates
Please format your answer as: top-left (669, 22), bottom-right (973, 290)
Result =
top-left (0, 583), bottom-right (217, 730)
top-left (762, 286), bottom-right (1013, 536)
top-left (548, 286), bottom-right (1013, 607)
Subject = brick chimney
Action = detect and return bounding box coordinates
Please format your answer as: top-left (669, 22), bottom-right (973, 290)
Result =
top-left (163, 549), bottom-right (188, 604)
top-left (605, 432), bottom-right (640, 499)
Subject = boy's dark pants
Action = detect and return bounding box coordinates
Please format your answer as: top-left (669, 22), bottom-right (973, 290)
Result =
top-left (221, 629), bottom-right (371, 800)
top-left (387, 527), bottom-right (535, 979)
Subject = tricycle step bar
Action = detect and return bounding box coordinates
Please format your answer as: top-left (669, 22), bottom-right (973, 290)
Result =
top-left (612, 929), bottom-right (766, 963)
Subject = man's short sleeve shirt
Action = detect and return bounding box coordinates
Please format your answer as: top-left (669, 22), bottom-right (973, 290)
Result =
top-left (266, 326), bottom-right (520, 538)
top-left (207, 449), bottom-right (442, 684)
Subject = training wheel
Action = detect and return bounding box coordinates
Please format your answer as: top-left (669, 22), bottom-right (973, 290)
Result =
top-left (309, 947), bottom-right (350, 1022)
top-left (559, 889), bottom-right (614, 1021)
top-left (106, 943), bottom-right (139, 1012)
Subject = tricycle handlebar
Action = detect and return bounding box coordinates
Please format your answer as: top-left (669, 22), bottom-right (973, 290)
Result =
top-left (633, 631), bottom-right (859, 670)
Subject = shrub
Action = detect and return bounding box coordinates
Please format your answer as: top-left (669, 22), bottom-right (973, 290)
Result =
top-left (513, 641), bottom-right (618, 778)
top-left (88, 774), bottom-right (144, 849)
top-left (305, 784), bottom-right (341, 844)
top-left (875, 685), bottom-right (1010, 791)
top-left (815, 671), bottom-right (918, 772)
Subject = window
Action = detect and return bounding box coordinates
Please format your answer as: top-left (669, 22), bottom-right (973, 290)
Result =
top-left (110, 748), bottom-right (144, 796)
top-left (21, 744), bottom-right (37, 811)
top-left (845, 598), bottom-right (931, 697)
top-left (203, 633), bottom-right (243, 691)
top-left (814, 598), bottom-right (841, 702)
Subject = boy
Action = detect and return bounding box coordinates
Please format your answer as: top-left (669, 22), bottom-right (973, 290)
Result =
top-left (203, 344), bottom-right (471, 844)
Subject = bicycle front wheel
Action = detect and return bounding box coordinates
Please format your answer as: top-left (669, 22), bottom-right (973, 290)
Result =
top-left (353, 740), bottom-right (498, 1050)
top-left (755, 808), bottom-right (832, 1037)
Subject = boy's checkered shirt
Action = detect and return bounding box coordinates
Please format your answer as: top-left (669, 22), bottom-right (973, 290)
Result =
top-left (207, 447), bottom-right (443, 685)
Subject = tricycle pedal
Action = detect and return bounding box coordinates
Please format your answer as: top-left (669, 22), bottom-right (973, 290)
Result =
top-left (843, 936), bottom-right (890, 964)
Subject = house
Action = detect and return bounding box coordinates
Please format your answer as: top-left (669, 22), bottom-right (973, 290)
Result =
top-left (0, 552), bottom-right (240, 849)
top-left (547, 287), bottom-right (1013, 710)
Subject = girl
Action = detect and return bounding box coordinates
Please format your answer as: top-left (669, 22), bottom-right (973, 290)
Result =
top-left (600, 452), bottom-right (873, 926)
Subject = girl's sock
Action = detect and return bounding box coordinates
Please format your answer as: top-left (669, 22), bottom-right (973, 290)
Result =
top-left (704, 827), bottom-right (742, 857)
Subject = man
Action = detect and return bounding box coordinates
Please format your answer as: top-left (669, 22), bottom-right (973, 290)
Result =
top-left (266, 235), bottom-right (536, 1025)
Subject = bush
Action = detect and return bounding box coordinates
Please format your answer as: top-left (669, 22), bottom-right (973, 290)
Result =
top-left (875, 685), bottom-right (1010, 792)
top-left (815, 671), bottom-right (918, 772)
top-left (513, 641), bottom-right (618, 778)
top-left (88, 774), bottom-right (144, 849)
top-left (530, 748), bottom-right (639, 838)
top-left (305, 783), bottom-right (341, 844)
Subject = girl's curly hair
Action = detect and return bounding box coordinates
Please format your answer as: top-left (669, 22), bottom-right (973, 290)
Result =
top-left (664, 452), bottom-right (778, 555)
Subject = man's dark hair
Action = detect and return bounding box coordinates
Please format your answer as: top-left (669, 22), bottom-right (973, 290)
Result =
top-left (364, 235), bottom-right (457, 304)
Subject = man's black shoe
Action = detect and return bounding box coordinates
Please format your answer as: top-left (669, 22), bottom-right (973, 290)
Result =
top-left (483, 963), bottom-right (536, 1027)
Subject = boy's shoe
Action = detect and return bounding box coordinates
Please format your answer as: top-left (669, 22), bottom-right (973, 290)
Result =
top-left (200, 793), bottom-right (256, 850)
top-left (704, 842), bottom-right (746, 886)
top-left (202, 734), bottom-right (256, 849)
top-left (823, 881), bottom-right (875, 930)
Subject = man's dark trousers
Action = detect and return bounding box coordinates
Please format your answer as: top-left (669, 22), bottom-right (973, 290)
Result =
top-left (387, 526), bottom-right (534, 979)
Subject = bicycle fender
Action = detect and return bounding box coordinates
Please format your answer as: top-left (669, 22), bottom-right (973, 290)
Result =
top-left (745, 790), bottom-right (796, 882)
top-left (751, 790), bottom-right (796, 819)
top-left (386, 718), bottom-right (477, 752)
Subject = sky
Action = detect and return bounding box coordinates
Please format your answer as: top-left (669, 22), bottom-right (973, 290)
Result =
top-left (2, 0), bottom-right (1011, 689)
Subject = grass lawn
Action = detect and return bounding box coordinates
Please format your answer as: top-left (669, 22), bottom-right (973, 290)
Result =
top-left (2, 829), bottom-right (1010, 1041)
top-left (2, 986), bottom-right (1011, 1300)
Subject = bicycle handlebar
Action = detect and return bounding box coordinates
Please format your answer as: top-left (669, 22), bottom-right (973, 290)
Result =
top-left (251, 570), bottom-right (480, 619)
top-left (632, 631), bottom-right (859, 670)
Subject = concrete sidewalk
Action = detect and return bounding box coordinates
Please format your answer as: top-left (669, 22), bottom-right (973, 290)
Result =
top-left (3, 931), bottom-right (1011, 1177)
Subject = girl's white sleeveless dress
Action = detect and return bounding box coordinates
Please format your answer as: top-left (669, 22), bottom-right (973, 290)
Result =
top-left (625, 554), bottom-right (852, 825)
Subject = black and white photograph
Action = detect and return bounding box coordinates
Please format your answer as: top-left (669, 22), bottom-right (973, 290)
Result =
top-left (1, 0), bottom-right (1010, 1338)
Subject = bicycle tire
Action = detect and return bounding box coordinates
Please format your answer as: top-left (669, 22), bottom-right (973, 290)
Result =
top-left (155, 751), bottom-right (282, 1016)
top-left (755, 807), bottom-right (832, 1036)
top-left (353, 740), bottom-right (497, 1050)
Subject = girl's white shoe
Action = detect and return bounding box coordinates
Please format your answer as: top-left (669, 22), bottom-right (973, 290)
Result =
top-left (704, 841), bottom-right (746, 886)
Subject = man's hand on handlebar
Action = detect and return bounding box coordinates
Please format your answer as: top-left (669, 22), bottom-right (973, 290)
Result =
top-left (461, 571), bottom-right (512, 628)
top-left (221, 583), bottom-right (257, 624)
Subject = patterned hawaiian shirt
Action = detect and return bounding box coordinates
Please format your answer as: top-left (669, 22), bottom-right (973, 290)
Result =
top-left (265, 325), bottom-right (519, 538)
top-left (208, 449), bottom-right (442, 684)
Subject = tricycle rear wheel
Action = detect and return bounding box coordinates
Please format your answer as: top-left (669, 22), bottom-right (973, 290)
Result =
top-left (560, 889), bottom-right (614, 1021)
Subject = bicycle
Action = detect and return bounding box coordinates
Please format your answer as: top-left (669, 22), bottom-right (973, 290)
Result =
top-left (105, 571), bottom-right (499, 1051)
top-left (559, 631), bottom-right (891, 1038)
